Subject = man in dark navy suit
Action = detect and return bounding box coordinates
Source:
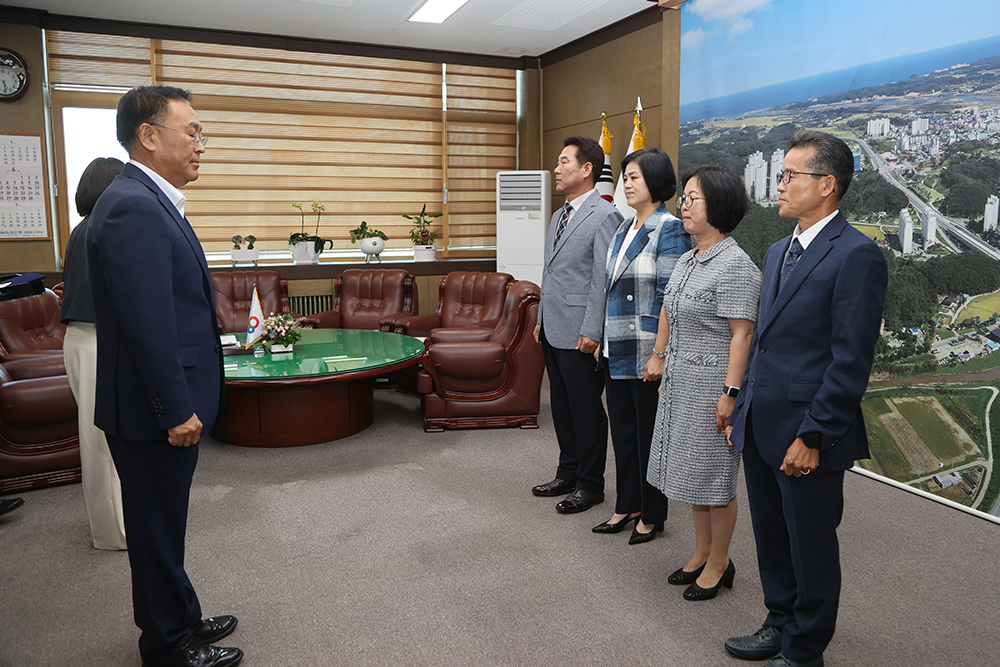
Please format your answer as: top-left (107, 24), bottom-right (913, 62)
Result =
top-left (88, 86), bottom-right (242, 667)
top-left (725, 130), bottom-right (887, 667)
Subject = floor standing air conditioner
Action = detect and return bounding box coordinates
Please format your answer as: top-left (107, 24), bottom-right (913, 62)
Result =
top-left (495, 170), bottom-right (551, 286)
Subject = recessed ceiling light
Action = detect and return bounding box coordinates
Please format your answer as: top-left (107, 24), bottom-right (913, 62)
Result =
top-left (408, 0), bottom-right (471, 24)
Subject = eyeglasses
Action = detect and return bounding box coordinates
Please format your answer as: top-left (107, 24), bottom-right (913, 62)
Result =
top-left (149, 122), bottom-right (208, 147)
top-left (678, 195), bottom-right (706, 208)
top-left (775, 170), bottom-right (828, 184)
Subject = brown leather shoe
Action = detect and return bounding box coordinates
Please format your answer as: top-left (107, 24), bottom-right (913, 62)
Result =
top-left (531, 478), bottom-right (575, 497)
top-left (555, 488), bottom-right (604, 514)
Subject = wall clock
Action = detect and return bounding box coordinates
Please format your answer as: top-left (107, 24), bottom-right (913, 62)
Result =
top-left (0, 48), bottom-right (29, 101)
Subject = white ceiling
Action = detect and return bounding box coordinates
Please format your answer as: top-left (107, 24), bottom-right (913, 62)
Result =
top-left (5, 0), bottom-right (657, 58)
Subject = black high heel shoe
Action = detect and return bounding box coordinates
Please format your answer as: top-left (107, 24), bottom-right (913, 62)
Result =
top-left (627, 521), bottom-right (664, 545)
top-left (667, 563), bottom-right (705, 586)
top-left (592, 513), bottom-right (639, 534)
top-left (683, 559), bottom-right (735, 601)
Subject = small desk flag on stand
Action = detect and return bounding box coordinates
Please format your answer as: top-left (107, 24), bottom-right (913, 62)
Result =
top-left (597, 113), bottom-right (615, 202)
top-left (245, 286), bottom-right (264, 349)
top-left (613, 97), bottom-right (645, 220)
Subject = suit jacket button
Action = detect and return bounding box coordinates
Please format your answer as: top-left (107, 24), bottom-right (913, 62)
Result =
top-left (215, 344), bottom-right (221, 352)
top-left (759, 344), bottom-right (767, 353)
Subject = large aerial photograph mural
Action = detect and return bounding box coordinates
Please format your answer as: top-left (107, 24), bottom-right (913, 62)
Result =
top-left (677, 0), bottom-right (1000, 517)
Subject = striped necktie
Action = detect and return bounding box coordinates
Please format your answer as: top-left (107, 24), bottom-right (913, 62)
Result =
top-left (554, 202), bottom-right (572, 248)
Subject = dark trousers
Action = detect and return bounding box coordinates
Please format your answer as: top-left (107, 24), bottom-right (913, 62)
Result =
top-left (108, 435), bottom-right (202, 662)
top-left (742, 411), bottom-right (844, 662)
top-left (604, 367), bottom-right (667, 524)
top-left (540, 327), bottom-right (608, 494)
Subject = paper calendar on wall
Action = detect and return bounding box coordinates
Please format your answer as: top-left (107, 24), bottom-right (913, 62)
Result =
top-left (0, 135), bottom-right (48, 239)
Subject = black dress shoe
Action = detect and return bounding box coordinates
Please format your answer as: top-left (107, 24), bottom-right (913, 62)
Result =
top-left (627, 521), bottom-right (664, 545)
top-left (764, 653), bottom-right (824, 667)
top-left (667, 563), bottom-right (705, 585)
top-left (592, 513), bottom-right (639, 533)
top-left (144, 636), bottom-right (243, 667)
top-left (192, 616), bottom-right (238, 644)
top-left (683, 559), bottom-right (735, 600)
top-left (532, 478), bottom-right (575, 497)
top-left (0, 498), bottom-right (24, 517)
top-left (725, 625), bottom-right (782, 660)
top-left (555, 488), bottom-right (604, 513)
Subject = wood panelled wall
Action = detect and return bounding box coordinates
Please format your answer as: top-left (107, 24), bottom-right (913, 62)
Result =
top-left (540, 11), bottom-right (681, 216)
top-left (0, 22), bottom-right (56, 272)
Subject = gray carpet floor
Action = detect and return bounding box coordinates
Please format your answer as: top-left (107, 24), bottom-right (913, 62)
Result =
top-left (2, 383), bottom-right (999, 667)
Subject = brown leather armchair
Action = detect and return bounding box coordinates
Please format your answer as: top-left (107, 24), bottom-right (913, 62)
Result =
top-left (313, 269), bottom-right (417, 330)
top-left (0, 354), bottom-right (81, 494)
top-left (416, 280), bottom-right (544, 432)
top-left (0, 288), bottom-right (66, 359)
top-left (381, 271), bottom-right (513, 337)
top-left (211, 270), bottom-right (294, 334)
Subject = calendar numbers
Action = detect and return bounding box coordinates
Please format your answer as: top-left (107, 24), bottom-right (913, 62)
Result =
top-left (0, 135), bottom-right (47, 238)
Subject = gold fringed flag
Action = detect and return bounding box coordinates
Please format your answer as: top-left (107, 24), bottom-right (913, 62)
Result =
top-left (245, 286), bottom-right (264, 349)
top-left (613, 97), bottom-right (645, 219)
top-left (597, 113), bottom-right (615, 202)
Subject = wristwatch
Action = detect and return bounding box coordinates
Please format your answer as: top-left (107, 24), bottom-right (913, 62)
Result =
top-left (723, 385), bottom-right (739, 397)
top-left (653, 347), bottom-right (667, 359)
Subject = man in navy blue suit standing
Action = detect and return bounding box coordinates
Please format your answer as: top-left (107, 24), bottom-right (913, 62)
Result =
top-left (724, 130), bottom-right (887, 667)
top-left (88, 86), bottom-right (242, 667)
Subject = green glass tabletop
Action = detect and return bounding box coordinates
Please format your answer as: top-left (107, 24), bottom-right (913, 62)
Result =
top-left (222, 329), bottom-right (424, 380)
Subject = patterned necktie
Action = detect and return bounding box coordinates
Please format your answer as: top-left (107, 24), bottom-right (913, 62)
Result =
top-left (779, 238), bottom-right (804, 293)
top-left (553, 202), bottom-right (572, 248)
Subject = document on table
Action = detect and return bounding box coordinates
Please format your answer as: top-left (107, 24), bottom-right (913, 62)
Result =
top-left (220, 334), bottom-right (240, 347)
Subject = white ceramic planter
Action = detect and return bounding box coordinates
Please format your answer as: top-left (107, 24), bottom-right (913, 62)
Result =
top-left (269, 343), bottom-right (294, 360)
top-left (230, 248), bottom-right (259, 266)
top-left (289, 241), bottom-right (322, 264)
top-left (360, 237), bottom-right (385, 263)
top-left (413, 244), bottom-right (436, 262)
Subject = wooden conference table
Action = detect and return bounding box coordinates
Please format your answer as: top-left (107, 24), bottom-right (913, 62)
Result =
top-left (209, 328), bottom-right (425, 447)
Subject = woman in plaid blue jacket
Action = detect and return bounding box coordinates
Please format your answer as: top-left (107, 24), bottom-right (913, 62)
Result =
top-left (592, 148), bottom-right (691, 544)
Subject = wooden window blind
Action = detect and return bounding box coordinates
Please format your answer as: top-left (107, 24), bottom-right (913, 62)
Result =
top-left (46, 31), bottom-right (516, 258)
top-left (445, 64), bottom-right (517, 251)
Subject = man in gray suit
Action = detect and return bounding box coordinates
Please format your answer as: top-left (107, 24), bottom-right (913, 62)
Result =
top-left (532, 136), bottom-right (623, 513)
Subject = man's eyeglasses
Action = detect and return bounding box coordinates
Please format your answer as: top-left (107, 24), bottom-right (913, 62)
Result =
top-left (678, 195), bottom-right (706, 208)
top-left (775, 170), bottom-right (828, 184)
top-left (150, 123), bottom-right (208, 147)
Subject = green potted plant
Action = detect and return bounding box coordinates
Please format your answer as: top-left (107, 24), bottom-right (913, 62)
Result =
top-left (404, 204), bottom-right (442, 261)
top-left (230, 234), bottom-right (259, 266)
top-left (289, 201), bottom-right (333, 264)
top-left (349, 220), bottom-right (388, 263)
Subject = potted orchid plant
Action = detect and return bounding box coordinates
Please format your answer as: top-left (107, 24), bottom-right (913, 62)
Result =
top-left (289, 201), bottom-right (333, 264)
top-left (230, 234), bottom-right (259, 266)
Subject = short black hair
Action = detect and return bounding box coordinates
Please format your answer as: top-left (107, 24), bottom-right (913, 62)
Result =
top-left (680, 165), bottom-right (749, 233)
top-left (787, 129), bottom-right (854, 200)
top-left (117, 86), bottom-right (192, 154)
top-left (621, 147), bottom-right (677, 202)
top-left (563, 136), bottom-right (604, 187)
top-left (75, 157), bottom-right (124, 217)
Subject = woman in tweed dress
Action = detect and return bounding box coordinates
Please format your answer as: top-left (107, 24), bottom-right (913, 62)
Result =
top-left (592, 148), bottom-right (690, 544)
top-left (646, 166), bottom-right (760, 601)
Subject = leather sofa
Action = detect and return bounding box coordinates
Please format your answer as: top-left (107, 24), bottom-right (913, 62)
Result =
top-left (0, 354), bottom-right (81, 494)
top-left (0, 288), bottom-right (66, 359)
top-left (381, 271), bottom-right (513, 337)
top-left (211, 270), bottom-right (294, 334)
top-left (313, 269), bottom-right (417, 330)
top-left (416, 280), bottom-right (543, 432)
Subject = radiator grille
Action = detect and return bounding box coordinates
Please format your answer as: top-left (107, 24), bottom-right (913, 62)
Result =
top-left (290, 294), bottom-right (333, 316)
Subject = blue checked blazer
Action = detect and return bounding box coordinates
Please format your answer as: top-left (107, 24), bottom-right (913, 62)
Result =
top-left (600, 204), bottom-right (690, 379)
